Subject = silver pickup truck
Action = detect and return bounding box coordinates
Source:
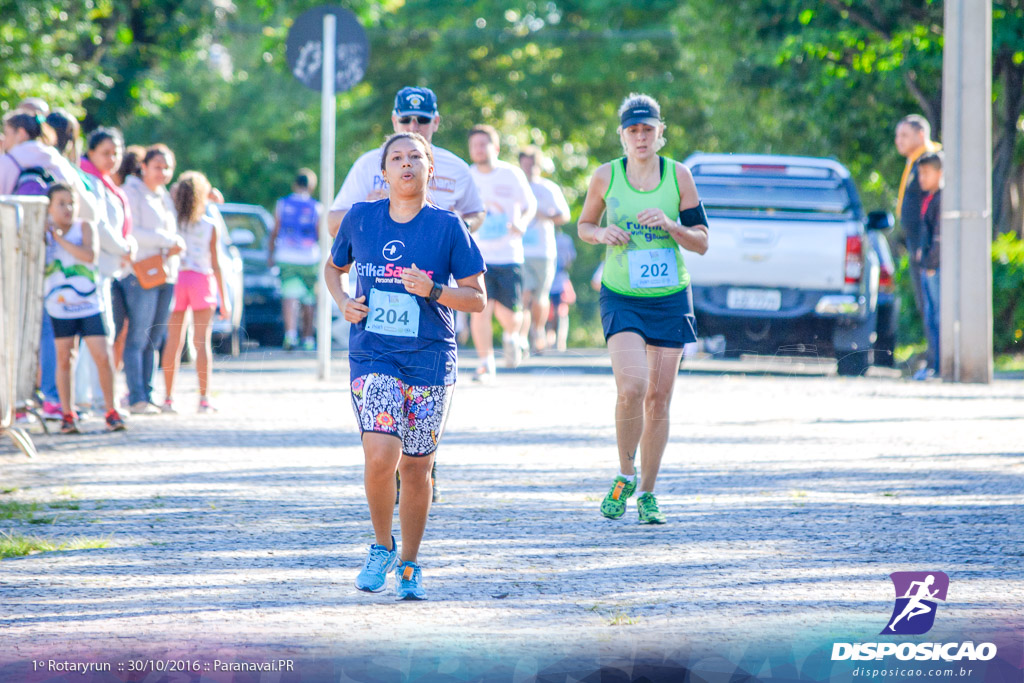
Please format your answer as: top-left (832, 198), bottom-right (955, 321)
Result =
top-left (684, 153), bottom-right (895, 376)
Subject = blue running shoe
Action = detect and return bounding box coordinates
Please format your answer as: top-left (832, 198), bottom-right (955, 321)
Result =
top-left (395, 560), bottom-right (426, 601)
top-left (355, 536), bottom-right (397, 593)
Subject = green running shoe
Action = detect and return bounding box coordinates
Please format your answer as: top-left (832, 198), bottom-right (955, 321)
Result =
top-left (637, 492), bottom-right (667, 524)
top-left (600, 475), bottom-right (637, 519)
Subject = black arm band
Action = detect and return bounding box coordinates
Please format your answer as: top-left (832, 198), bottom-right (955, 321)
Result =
top-left (680, 202), bottom-right (709, 228)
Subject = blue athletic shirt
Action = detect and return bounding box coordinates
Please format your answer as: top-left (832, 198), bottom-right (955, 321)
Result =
top-left (330, 199), bottom-right (486, 386)
top-left (275, 193), bottom-right (321, 265)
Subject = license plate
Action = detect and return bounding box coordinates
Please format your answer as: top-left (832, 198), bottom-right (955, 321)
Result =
top-left (726, 288), bottom-right (782, 311)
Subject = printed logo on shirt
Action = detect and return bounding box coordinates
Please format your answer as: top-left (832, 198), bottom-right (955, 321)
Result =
top-left (383, 240), bottom-right (404, 261)
top-left (624, 220), bottom-right (668, 243)
top-left (355, 261), bottom-right (435, 282)
top-left (365, 174), bottom-right (454, 196)
top-left (432, 175), bottom-right (456, 194)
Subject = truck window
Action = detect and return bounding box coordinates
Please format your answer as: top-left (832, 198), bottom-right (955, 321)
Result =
top-left (692, 165), bottom-right (856, 221)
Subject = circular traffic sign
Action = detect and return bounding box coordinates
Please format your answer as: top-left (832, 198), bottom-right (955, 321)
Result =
top-left (285, 5), bottom-right (369, 92)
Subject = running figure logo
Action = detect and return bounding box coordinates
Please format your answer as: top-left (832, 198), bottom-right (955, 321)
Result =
top-left (881, 571), bottom-right (949, 635)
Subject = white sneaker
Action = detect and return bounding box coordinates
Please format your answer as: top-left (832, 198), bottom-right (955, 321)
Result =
top-left (472, 365), bottom-right (496, 383)
top-left (502, 333), bottom-right (522, 369)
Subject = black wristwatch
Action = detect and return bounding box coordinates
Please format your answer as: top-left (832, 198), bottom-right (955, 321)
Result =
top-left (427, 282), bottom-right (443, 303)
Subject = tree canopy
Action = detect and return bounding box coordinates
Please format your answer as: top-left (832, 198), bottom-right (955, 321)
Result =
top-left (2, 0), bottom-right (1023, 345)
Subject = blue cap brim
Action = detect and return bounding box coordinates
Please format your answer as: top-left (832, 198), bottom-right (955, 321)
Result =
top-left (620, 115), bottom-right (662, 128)
top-left (394, 109), bottom-right (437, 117)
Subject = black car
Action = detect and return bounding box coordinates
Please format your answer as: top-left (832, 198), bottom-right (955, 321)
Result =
top-left (218, 203), bottom-right (284, 348)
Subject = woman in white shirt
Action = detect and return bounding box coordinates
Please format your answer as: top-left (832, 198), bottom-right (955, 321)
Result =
top-left (121, 144), bottom-right (185, 414)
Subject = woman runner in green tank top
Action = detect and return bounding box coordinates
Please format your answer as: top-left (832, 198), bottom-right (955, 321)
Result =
top-left (600, 155), bottom-right (689, 297)
top-left (577, 93), bottom-right (709, 524)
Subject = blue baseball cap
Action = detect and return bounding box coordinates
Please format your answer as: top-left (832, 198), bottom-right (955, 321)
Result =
top-left (620, 100), bottom-right (661, 128)
top-left (393, 87), bottom-right (438, 117)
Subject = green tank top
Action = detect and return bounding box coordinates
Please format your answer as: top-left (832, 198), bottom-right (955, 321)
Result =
top-left (601, 156), bottom-right (688, 297)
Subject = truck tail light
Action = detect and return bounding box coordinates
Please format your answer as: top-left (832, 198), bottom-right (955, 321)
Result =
top-left (845, 235), bottom-right (864, 285)
top-left (878, 262), bottom-right (895, 292)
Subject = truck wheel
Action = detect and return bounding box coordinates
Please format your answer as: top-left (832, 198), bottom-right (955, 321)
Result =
top-left (873, 336), bottom-right (896, 367)
top-left (837, 352), bottom-right (871, 377)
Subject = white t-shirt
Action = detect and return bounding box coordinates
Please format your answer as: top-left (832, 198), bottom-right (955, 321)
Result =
top-left (330, 144), bottom-right (484, 218)
top-left (522, 177), bottom-right (570, 261)
top-left (180, 215), bottom-right (217, 275)
top-left (469, 160), bottom-right (537, 265)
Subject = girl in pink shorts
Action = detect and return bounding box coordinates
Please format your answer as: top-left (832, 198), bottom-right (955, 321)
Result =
top-left (160, 171), bottom-right (230, 413)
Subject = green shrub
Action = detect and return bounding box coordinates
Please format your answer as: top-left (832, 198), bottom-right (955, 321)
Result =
top-left (992, 232), bottom-right (1024, 354)
top-left (894, 251), bottom-right (924, 347)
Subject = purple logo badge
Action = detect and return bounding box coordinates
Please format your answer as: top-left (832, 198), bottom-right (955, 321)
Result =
top-left (881, 571), bottom-right (949, 635)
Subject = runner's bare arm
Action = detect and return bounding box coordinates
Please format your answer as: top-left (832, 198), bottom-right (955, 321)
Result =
top-left (577, 164), bottom-right (628, 246)
top-left (210, 228), bottom-right (230, 320)
top-left (52, 220), bottom-right (99, 264)
top-left (267, 204), bottom-right (280, 265)
top-left (323, 259), bottom-right (367, 323)
top-left (672, 163), bottom-right (708, 254)
top-left (636, 163), bottom-right (708, 255)
top-left (551, 198), bottom-right (572, 226)
top-left (327, 209), bottom-right (347, 239)
top-left (462, 210), bottom-right (485, 233)
top-left (400, 265), bottom-right (486, 313)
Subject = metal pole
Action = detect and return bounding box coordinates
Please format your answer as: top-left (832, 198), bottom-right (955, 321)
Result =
top-left (317, 13), bottom-right (336, 380)
top-left (940, 0), bottom-right (993, 383)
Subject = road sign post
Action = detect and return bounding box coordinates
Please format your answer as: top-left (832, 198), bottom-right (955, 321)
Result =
top-left (285, 5), bottom-right (368, 380)
top-left (940, 0), bottom-right (993, 383)
top-left (317, 14), bottom-right (336, 380)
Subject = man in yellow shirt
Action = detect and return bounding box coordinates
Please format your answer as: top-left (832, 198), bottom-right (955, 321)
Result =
top-left (894, 115), bottom-right (941, 368)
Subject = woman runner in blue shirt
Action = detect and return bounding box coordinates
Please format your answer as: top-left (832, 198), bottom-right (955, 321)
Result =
top-left (324, 132), bottom-right (486, 600)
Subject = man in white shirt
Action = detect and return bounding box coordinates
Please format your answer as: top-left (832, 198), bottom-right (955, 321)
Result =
top-left (467, 124), bottom-right (537, 378)
top-left (518, 146), bottom-right (571, 355)
top-left (327, 86), bottom-right (485, 237)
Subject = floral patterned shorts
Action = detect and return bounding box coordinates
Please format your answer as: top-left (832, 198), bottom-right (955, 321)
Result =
top-left (350, 373), bottom-right (454, 456)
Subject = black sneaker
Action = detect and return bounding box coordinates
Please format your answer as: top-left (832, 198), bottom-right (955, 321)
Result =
top-left (105, 410), bottom-right (127, 432)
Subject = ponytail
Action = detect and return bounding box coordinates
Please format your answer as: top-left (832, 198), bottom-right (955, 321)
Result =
top-left (2, 111), bottom-right (57, 147)
top-left (45, 110), bottom-right (81, 163)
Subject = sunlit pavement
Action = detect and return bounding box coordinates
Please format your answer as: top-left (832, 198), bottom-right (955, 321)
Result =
top-left (2, 350), bottom-right (1021, 665)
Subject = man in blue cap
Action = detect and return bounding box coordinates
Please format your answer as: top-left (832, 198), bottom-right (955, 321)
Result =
top-left (327, 86), bottom-right (484, 237)
top-left (327, 87), bottom-right (484, 504)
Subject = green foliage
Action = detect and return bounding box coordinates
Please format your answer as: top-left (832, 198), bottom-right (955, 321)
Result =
top-left (0, 0), bottom-right (219, 121)
top-left (0, 530), bottom-right (110, 559)
top-left (894, 252), bottom-right (924, 346)
top-left (4, 0), bottom-right (1022, 347)
top-left (992, 231), bottom-right (1024, 353)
